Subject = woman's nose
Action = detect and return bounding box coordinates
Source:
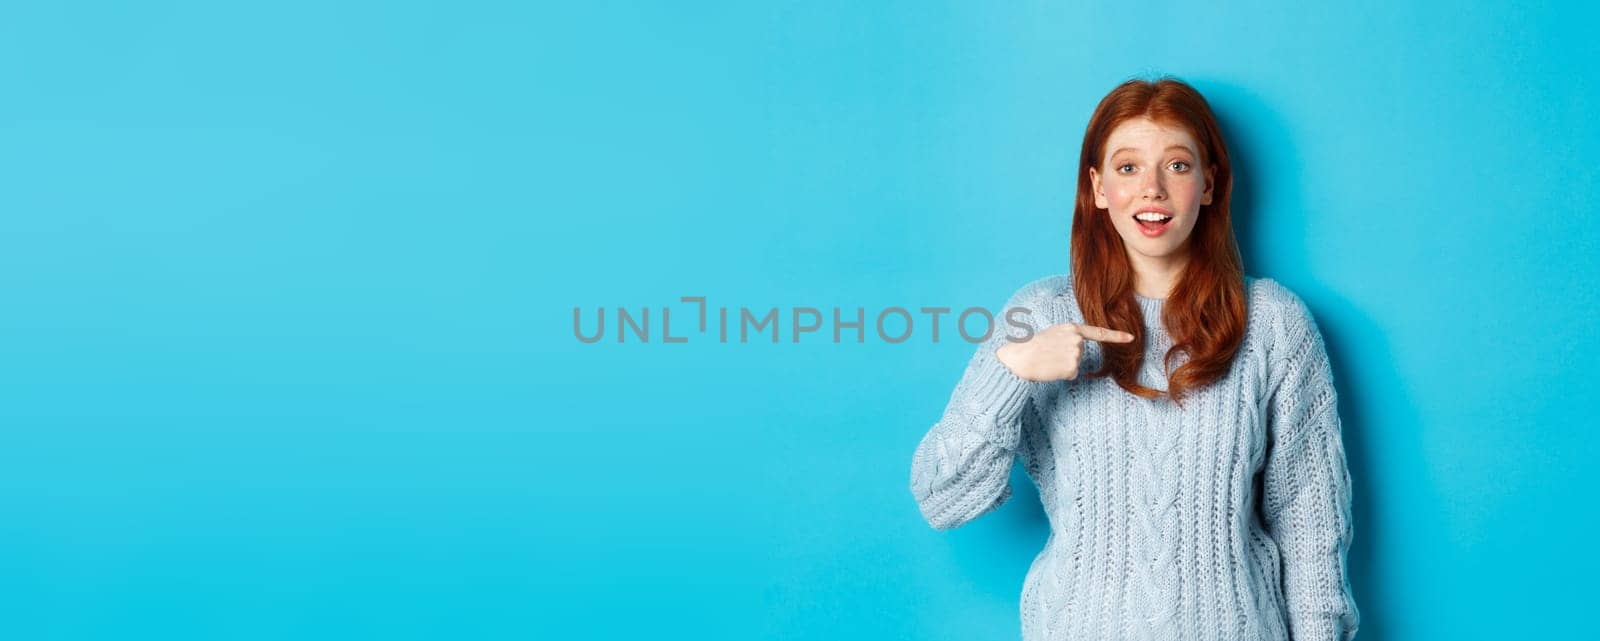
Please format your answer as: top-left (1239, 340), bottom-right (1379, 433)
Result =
top-left (1142, 174), bottom-right (1166, 199)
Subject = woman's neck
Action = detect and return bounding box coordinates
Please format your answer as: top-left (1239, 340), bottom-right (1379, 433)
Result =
top-left (1129, 252), bottom-right (1189, 299)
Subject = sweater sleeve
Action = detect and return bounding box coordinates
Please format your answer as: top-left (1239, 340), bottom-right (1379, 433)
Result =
top-left (909, 282), bottom-right (1048, 531)
top-left (1260, 301), bottom-right (1361, 641)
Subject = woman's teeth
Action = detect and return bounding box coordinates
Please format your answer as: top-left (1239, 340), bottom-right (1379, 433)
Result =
top-left (1132, 211), bottom-right (1173, 236)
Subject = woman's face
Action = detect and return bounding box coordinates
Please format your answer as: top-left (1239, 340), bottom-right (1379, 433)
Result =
top-left (1088, 116), bottom-right (1215, 265)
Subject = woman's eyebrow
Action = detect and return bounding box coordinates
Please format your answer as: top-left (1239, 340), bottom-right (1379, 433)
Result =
top-left (1111, 145), bottom-right (1196, 156)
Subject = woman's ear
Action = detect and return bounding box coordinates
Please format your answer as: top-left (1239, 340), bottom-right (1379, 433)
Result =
top-left (1201, 165), bottom-right (1215, 206)
top-left (1089, 168), bottom-right (1108, 210)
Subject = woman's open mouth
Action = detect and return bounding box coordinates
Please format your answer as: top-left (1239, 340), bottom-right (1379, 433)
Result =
top-left (1134, 212), bottom-right (1173, 237)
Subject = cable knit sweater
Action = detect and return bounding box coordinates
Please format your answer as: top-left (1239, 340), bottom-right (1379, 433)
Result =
top-left (909, 274), bottom-right (1359, 641)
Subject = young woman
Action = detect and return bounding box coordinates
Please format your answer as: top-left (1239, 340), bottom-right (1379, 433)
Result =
top-left (909, 77), bottom-right (1360, 641)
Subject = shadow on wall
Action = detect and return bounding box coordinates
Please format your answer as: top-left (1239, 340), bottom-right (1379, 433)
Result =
top-left (1210, 76), bottom-right (1451, 640)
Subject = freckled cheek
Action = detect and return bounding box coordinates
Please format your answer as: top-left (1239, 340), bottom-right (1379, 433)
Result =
top-left (1108, 185), bottom-right (1139, 207)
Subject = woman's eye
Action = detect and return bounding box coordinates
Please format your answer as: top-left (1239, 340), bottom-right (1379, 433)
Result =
top-left (1170, 161), bottom-right (1190, 172)
top-left (1117, 163), bottom-right (1136, 174)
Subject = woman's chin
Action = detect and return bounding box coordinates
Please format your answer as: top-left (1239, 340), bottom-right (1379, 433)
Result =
top-left (1126, 237), bottom-right (1191, 260)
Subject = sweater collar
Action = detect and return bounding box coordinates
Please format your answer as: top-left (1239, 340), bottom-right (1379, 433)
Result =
top-left (1133, 293), bottom-right (1166, 330)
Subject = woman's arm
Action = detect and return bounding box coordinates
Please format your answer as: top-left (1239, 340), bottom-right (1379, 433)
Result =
top-left (908, 282), bottom-right (1048, 530)
top-left (1260, 298), bottom-right (1361, 641)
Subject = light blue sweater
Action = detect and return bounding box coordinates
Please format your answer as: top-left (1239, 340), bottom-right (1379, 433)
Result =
top-left (910, 274), bottom-right (1360, 641)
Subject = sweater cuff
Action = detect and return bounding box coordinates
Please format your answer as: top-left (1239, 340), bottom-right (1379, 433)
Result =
top-left (1286, 612), bottom-right (1354, 641)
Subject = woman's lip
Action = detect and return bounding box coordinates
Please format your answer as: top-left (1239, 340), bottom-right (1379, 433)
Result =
top-left (1136, 217), bottom-right (1172, 237)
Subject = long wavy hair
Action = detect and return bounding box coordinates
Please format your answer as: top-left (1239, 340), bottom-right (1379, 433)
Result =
top-left (1070, 76), bottom-right (1247, 407)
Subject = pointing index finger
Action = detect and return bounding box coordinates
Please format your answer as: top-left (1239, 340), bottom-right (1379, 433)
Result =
top-left (1076, 324), bottom-right (1136, 343)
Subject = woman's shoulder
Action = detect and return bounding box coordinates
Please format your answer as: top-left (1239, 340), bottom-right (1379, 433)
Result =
top-left (1004, 273), bottom-right (1074, 306)
top-left (1247, 275), bottom-right (1315, 322)
top-left (1245, 275), bottom-right (1327, 356)
top-left (1000, 273), bottom-right (1077, 328)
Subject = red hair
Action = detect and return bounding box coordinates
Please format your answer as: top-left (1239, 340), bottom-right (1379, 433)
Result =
top-left (1070, 76), bottom-right (1247, 407)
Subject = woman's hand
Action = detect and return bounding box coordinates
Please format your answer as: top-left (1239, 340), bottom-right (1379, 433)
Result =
top-left (996, 323), bottom-right (1136, 382)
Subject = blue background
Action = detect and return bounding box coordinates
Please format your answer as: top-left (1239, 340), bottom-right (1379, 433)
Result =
top-left (2, 1), bottom-right (1596, 639)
